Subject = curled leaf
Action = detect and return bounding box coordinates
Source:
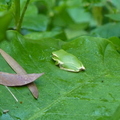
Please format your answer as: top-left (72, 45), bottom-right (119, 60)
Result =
top-left (0, 72), bottom-right (44, 86)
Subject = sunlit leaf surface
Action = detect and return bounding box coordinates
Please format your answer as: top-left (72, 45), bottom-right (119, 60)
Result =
top-left (0, 31), bottom-right (120, 119)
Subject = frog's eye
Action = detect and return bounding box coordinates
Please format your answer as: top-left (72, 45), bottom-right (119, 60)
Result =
top-left (52, 53), bottom-right (58, 57)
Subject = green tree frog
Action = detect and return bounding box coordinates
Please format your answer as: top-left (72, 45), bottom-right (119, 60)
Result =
top-left (52, 49), bottom-right (85, 72)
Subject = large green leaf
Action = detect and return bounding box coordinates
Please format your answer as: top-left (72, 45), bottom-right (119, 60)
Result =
top-left (105, 13), bottom-right (120, 21)
top-left (22, 4), bottom-right (49, 32)
top-left (0, 31), bottom-right (120, 120)
top-left (0, 10), bottom-right (12, 41)
top-left (108, 37), bottom-right (120, 53)
top-left (91, 22), bottom-right (120, 38)
top-left (24, 31), bottom-right (67, 41)
top-left (111, 0), bottom-right (120, 10)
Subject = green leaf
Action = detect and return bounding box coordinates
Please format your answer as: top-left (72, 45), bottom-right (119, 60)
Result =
top-left (0, 4), bottom-right (8, 12)
top-left (111, 0), bottom-right (120, 10)
top-left (0, 11), bottom-right (12, 41)
top-left (0, 0), bottom-right (20, 41)
top-left (105, 13), bottom-right (120, 21)
top-left (0, 113), bottom-right (14, 120)
top-left (21, 4), bottom-right (49, 31)
top-left (65, 28), bottom-right (87, 39)
top-left (67, 7), bottom-right (93, 24)
top-left (52, 7), bottom-right (74, 27)
top-left (91, 22), bottom-right (120, 38)
top-left (108, 37), bottom-right (120, 53)
top-left (109, 105), bottom-right (120, 120)
top-left (24, 31), bottom-right (67, 40)
top-left (22, 14), bottom-right (49, 31)
top-left (0, 31), bottom-right (120, 119)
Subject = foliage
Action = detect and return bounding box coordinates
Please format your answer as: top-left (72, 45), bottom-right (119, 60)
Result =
top-left (0, 0), bottom-right (120, 119)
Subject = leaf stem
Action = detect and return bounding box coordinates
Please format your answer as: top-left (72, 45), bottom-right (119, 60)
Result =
top-left (14, 0), bottom-right (20, 27)
top-left (5, 86), bottom-right (18, 102)
top-left (16, 0), bottom-right (30, 32)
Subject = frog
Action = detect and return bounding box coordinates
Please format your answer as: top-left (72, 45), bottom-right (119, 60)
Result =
top-left (52, 49), bottom-right (85, 72)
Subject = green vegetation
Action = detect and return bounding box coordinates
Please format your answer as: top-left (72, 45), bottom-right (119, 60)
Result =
top-left (0, 0), bottom-right (120, 119)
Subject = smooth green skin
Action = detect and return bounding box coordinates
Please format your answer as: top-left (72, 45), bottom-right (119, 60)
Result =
top-left (52, 49), bottom-right (85, 72)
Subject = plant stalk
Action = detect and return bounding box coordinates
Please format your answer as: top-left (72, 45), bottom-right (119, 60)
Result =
top-left (16, 0), bottom-right (30, 32)
top-left (5, 86), bottom-right (18, 102)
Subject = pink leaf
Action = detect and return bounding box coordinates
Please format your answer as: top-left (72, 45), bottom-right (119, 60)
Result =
top-left (0, 72), bottom-right (44, 86)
